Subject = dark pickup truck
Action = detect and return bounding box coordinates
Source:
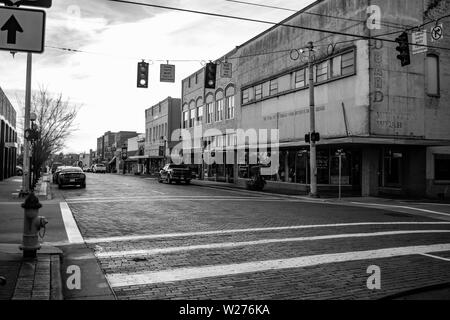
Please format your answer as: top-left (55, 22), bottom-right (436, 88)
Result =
top-left (158, 164), bottom-right (191, 184)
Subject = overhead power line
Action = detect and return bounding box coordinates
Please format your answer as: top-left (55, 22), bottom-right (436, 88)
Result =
top-left (105, 0), bottom-right (450, 52)
top-left (224, 0), bottom-right (416, 31)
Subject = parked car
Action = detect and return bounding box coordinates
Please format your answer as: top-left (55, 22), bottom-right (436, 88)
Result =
top-left (92, 164), bottom-right (106, 173)
top-left (53, 166), bottom-right (67, 183)
top-left (57, 166), bottom-right (86, 189)
top-left (16, 166), bottom-right (23, 176)
top-left (51, 162), bottom-right (63, 174)
top-left (158, 164), bottom-right (191, 184)
top-left (83, 166), bottom-right (91, 173)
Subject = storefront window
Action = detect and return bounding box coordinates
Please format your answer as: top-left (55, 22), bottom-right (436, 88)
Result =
top-left (435, 154), bottom-right (450, 181)
top-left (383, 149), bottom-right (403, 187)
top-left (317, 150), bottom-right (329, 184)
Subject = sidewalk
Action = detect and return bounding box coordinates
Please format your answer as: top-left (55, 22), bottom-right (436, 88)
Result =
top-left (0, 175), bottom-right (63, 300)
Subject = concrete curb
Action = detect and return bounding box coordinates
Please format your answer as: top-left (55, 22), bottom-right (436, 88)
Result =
top-left (50, 255), bottom-right (63, 300)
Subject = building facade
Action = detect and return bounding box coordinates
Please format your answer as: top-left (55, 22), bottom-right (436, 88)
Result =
top-left (95, 131), bottom-right (138, 172)
top-left (0, 87), bottom-right (17, 181)
top-left (79, 150), bottom-right (93, 169)
top-left (144, 97), bottom-right (181, 173)
top-left (180, 0), bottom-right (450, 198)
top-left (122, 134), bottom-right (145, 174)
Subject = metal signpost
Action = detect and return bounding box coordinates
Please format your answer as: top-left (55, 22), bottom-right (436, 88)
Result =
top-left (1, 2), bottom-right (47, 196)
top-left (335, 149), bottom-right (345, 200)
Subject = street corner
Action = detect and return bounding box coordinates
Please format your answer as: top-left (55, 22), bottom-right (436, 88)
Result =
top-left (59, 243), bottom-right (115, 300)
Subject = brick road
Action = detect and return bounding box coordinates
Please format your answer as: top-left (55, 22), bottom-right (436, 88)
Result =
top-left (54, 173), bottom-right (450, 300)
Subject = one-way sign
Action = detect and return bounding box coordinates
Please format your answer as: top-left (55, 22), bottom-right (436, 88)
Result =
top-left (0, 6), bottom-right (45, 53)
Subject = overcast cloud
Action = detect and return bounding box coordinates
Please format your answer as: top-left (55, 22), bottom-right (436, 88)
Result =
top-left (0, 0), bottom-right (314, 153)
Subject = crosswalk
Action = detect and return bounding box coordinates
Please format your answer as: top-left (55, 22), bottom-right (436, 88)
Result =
top-left (84, 220), bottom-right (450, 297)
top-left (56, 187), bottom-right (450, 299)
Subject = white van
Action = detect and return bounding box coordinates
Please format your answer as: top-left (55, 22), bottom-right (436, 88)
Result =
top-left (93, 164), bottom-right (107, 173)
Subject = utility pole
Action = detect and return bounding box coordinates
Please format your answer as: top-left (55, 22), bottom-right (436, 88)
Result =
top-left (21, 52), bottom-right (32, 196)
top-left (307, 41), bottom-right (318, 198)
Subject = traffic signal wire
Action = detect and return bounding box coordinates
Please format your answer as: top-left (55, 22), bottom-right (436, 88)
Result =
top-left (105, 0), bottom-right (450, 52)
top-left (224, 0), bottom-right (418, 31)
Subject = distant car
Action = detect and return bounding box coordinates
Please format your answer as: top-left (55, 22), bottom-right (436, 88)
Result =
top-left (57, 166), bottom-right (86, 189)
top-left (83, 166), bottom-right (91, 173)
top-left (92, 164), bottom-right (106, 173)
top-left (51, 162), bottom-right (63, 174)
top-left (158, 164), bottom-right (191, 184)
top-left (16, 166), bottom-right (23, 176)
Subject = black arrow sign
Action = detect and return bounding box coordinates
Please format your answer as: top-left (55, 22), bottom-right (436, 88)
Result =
top-left (1, 15), bottom-right (23, 44)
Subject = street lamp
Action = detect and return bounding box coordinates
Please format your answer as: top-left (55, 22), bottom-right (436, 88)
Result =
top-left (121, 144), bottom-right (128, 175)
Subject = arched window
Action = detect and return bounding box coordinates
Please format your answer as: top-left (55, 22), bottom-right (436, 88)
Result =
top-left (225, 85), bottom-right (235, 120)
top-left (205, 93), bottom-right (214, 124)
top-left (196, 97), bottom-right (204, 123)
top-left (189, 100), bottom-right (196, 127)
top-left (215, 90), bottom-right (224, 122)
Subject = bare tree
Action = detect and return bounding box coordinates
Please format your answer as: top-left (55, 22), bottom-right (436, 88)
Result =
top-left (23, 87), bottom-right (80, 183)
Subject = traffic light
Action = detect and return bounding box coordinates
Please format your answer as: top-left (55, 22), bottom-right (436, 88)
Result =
top-left (305, 132), bottom-right (320, 143)
top-left (137, 61), bottom-right (149, 88)
top-left (395, 32), bottom-right (411, 67)
top-left (312, 132), bottom-right (320, 142)
top-left (204, 62), bottom-right (217, 89)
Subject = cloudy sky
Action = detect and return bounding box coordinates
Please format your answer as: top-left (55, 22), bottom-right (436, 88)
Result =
top-left (0, 0), bottom-right (315, 154)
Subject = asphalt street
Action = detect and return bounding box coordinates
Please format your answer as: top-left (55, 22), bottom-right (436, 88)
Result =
top-left (49, 173), bottom-right (450, 300)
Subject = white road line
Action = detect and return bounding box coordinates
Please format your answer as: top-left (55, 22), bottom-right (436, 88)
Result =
top-left (420, 253), bottom-right (450, 262)
top-left (59, 202), bottom-right (84, 244)
top-left (65, 195), bottom-right (261, 202)
top-left (96, 230), bottom-right (450, 258)
top-left (67, 198), bottom-right (289, 204)
top-left (151, 190), bottom-right (166, 195)
top-left (403, 202), bottom-right (450, 207)
top-left (350, 202), bottom-right (450, 217)
top-left (84, 222), bottom-right (450, 244)
top-left (106, 242), bottom-right (450, 287)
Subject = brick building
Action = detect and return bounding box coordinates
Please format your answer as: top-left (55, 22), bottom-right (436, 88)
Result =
top-left (0, 87), bottom-right (17, 181)
top-left (180, 0), bottom-right (450, 198)
top-left (144, 97), bottom-right (181, 173)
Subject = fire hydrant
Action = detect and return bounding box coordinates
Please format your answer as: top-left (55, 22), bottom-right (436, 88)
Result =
top-left (20, 193), bottom-right (48, 259)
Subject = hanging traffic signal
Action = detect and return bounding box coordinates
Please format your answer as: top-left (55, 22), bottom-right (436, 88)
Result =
top-left (137, 61), bottom-right (149, 88)
top-left (204, 62), bottom-right (217, 89)
top-left (312, 132), bottom-right (320, 142)
top-left (305, 132), bottom-right (320, 143)
top-left (395, 32), bottom-right (411, 67)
